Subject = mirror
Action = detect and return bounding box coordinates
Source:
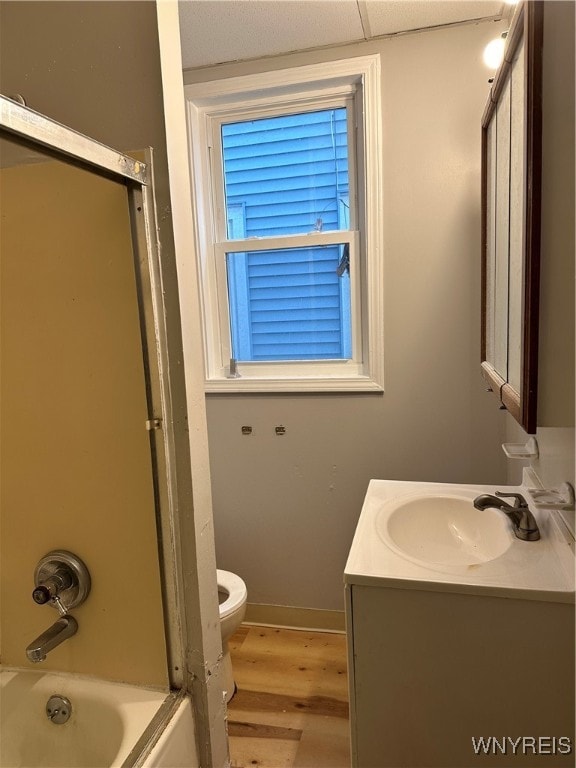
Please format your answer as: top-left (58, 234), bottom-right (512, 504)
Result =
top-left (481, 0), bottom-right (543, 434)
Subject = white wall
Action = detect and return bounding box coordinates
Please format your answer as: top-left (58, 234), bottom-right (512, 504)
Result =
top-left (185, 19), bottom-right (509, 611)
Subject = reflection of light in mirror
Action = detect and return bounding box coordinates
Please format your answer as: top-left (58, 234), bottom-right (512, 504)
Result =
top-left (483, 36), bottom-right (506, 69)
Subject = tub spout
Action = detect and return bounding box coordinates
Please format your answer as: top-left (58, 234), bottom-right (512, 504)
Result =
top-left (26, 615), bottom-right (78, 663)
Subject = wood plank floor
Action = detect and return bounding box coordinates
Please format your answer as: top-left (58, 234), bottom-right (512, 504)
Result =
top-left (226, 625), bottom-right (351, 768)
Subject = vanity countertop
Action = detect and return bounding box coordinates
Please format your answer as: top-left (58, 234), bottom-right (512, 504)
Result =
top-left (344, 480), bottom-right (575, 603)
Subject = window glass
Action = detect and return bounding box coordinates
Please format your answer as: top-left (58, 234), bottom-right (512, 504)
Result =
top-left (221, 108), bottom-right (349, 239)
top-left (226, 245), bottom-right (351, 361)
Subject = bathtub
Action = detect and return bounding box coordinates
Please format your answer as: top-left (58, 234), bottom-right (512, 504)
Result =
top-left (0, 668), bottom-right (198, 768)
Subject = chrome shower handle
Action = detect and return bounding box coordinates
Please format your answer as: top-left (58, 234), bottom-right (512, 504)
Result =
top-left (33, 550), bottom-right (91, 612)
top-left (32, 566), bottom-right (74, 605)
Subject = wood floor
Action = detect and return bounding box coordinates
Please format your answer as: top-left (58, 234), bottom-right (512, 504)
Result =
top-left (226, 624), bottom-right (351, 768)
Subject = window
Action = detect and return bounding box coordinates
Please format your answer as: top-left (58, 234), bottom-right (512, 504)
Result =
top-left (222, 108), bottom-right (353, 362)
top-left (185, 57), bottom-right (383, 392)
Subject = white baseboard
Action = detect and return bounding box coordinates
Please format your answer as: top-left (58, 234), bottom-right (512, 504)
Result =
top-left (244, 603), bottom-right (346, 633)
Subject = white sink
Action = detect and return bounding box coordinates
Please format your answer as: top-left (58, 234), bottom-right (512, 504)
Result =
top-left (344, 479), bottom-right (576, 768)
top-left (344, 479), bottom-right (575, 600)
top-left (376, 494), bottom-right (512, 567)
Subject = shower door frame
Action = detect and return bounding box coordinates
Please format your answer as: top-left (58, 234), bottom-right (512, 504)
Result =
top-left (0, 94), bottom-right (227, 767)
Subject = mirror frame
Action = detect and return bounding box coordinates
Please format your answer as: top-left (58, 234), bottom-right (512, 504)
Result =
top-left (480, 0), bottom-right (543, 434)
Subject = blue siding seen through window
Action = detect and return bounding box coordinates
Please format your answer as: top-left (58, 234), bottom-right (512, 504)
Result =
top-left (222, 109), bottom-right (351, 362)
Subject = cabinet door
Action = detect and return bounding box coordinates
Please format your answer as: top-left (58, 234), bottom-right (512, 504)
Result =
top-left (480, 0), bottom-right (543, 434)
top-left (348, 584), bottom-right (575, 768)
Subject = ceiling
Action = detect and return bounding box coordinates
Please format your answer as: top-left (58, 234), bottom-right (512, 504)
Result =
top-left (179, 0), bottom-right (507, 70)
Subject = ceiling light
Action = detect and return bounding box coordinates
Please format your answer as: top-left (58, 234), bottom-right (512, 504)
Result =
top-left (483, 34), bottom-right (507, 69)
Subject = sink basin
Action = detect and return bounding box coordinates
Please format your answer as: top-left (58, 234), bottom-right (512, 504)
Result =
top-left (376, 494), bottom-right (513, 567)
top-left (346, 479), bottom-right (574, 600)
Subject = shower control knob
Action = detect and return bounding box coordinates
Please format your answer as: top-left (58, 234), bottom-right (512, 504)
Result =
top-left (33, 551), bottom-right (91, 612)
top-left (32, 586), bottom-right (51, 604)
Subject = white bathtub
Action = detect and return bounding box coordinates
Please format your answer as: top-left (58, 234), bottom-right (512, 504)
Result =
top-left (0, 668), bottom-right (198, 768)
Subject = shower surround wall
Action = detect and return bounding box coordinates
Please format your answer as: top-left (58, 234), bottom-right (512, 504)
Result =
top-left (190, 19), bottom-right (511, 613)
top-left (1, 157), bottom-right (168, 685)
top-left (0, 1), bottom-right (186, 686)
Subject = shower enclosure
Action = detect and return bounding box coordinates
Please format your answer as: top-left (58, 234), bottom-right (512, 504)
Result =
top-left (0, 95), bottom-right (227, 766)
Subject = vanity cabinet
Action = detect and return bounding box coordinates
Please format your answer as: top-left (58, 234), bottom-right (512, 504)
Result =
top-left (345, 583), bottom-right (574, 767)
top-left (344, 479), bottom-right (575, 768)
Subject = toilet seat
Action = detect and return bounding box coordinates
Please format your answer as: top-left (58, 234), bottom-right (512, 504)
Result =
top-left (217, 569), bottom-right (247, 620)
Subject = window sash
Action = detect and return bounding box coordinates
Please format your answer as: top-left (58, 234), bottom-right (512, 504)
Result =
top-left (213, 231), bottom-right (361, 371)
top-left (210, 96), bottom-right (358, 244)
top-left (209, 97), bottom-right (360, 371)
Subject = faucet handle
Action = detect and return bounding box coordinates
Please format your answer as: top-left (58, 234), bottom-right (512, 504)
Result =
top-left (32, 566), bottom-right (73, 605)
top-left (494, 491), bottom-right (529, 508)
top-left (33, 587), bottom-right (69, 616)
top-left (32, 585), bottom-right (52, 605)
top-left (33, 551), bottom-right (91, 612)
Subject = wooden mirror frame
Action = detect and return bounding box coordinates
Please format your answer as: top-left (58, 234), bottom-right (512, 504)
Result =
top-left (481, 0), bottom-right (543, 434)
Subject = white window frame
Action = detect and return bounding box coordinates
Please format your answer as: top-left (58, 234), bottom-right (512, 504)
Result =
top-left (185, 55), bottom-right (384, 393)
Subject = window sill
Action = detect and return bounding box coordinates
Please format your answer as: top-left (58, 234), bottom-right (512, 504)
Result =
top-left (205, 375), bottom-right (384, 394)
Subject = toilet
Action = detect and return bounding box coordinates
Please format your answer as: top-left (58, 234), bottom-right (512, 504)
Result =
top-left (217, 569), bottom-right (247, 702)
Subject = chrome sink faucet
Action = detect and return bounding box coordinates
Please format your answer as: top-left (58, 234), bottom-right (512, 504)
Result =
top-left (473, 491), bottom-right (540, 541)
top-left (26, 550), bottom-right (90, 663)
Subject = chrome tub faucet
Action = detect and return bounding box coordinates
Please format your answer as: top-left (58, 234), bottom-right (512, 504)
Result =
top-left (473, 491), bottom-right (540, 541)
top-left (26, 616), bottom-right (78, 663)
top-left (26, 550), bottom-right (91, 663)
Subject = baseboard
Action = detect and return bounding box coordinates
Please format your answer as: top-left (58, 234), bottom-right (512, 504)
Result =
top-left (244, 603), bottom-right (346, 633)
